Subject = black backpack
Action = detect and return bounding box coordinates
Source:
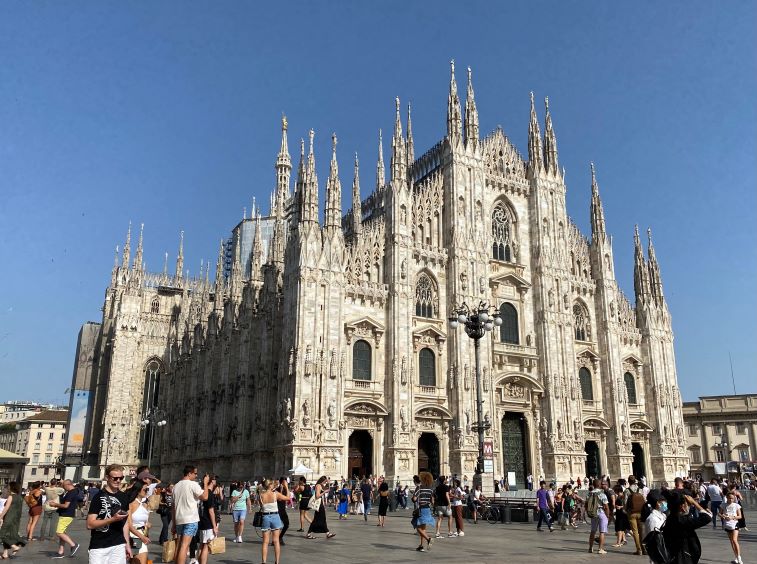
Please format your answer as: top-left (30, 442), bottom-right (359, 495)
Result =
top-left (643, 522), bottom-right (672, 564)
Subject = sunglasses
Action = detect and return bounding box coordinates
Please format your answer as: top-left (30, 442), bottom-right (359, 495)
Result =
top-left (108, 476), bottom-right (124, 481)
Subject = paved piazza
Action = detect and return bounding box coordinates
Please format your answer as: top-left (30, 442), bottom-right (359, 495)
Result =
top-left (16, 508), bottom-right (754, 563)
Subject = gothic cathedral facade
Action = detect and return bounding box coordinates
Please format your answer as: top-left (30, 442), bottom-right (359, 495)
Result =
top-left (81, 63), bottom-right (689, 485)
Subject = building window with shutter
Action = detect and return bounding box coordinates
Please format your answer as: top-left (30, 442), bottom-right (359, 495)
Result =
top-left (352, 340), bottom-right (372, 381)
top-left (419, 348), bottom-right (436, 387)
top-left (579, 367), bottom-right (594, 401)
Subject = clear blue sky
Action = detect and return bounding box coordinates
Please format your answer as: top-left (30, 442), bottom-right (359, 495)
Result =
top-left (0, 1), bottom-right (754, 404)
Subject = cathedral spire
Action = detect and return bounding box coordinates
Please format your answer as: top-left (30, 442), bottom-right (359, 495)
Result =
top-left (589, 163), bottom-right (607, 244)
top-left (647, 228), bottom-right (664, 303)
top-left (406, 102), bottom-right (414, 166)
top-left (251, 213), bottom-right (264, 279)
top-left (299, 129), bottom-right (319, 224)
top-left (447, 60), bottom-right (462, 143)
top-left (162, 251), bottom-right (168, 278)
top-left (391, 97), bottom-right (406, 182)
top-left (121, 222), bottom-right (132, 270)
top-left (376, 129), bottom-right (385, 189)
top-left (633, 225), bottom-right (650, 300)
top-left (214, 239), bottom-right (224, 286)
top-left (324, 132), bottom-right (342, 232)
top-left (352, 152), bottom-right (362, 238)
top-left (543, 96), bottom-right (560, 175)
top-left (528, 92), bottom-right (542, 173)
top-left (276, 115), bottom-right (292, 204)
top-left (175, 230), bottom-right (184, 280)
top-left (133, 223), bottom-right (144, 271)
top-left (464, 66), bottom-right (479, 147)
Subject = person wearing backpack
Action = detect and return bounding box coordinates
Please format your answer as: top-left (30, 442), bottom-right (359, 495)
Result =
top-left (587, 479), bottom-right (610, 555)
top-left (625, 475), bottom-right (647, 556)
top-left (660, 491), bottom-right (711, 564)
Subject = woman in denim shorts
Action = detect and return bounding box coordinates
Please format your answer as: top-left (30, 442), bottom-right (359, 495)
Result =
top-left (258, 479), bottom-right (289, 564)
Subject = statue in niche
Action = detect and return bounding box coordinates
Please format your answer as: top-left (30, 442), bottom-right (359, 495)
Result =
top-left (400, 406), bottom-right (408, 431)
top-left (479, 276), bottom-right (486, 294)
top-left (563, 294), bottom-right (569, 310)
top-left (302, 400), bottom-right (311, 427)
top-left (548, 289), bottom-right (554, 309)
top-left (526, 334), bottom-right (532, 346)
top-left (465, 410), bottom-right (471, 433)
top-left (284, 397), bottom-right (292, 422)
top-left (456, 428), bottom-right (464, 449)
top-left (573, 417), bottom-right (581, 441)
top-left (557, 420), bottom-right (563, 439)
top-left (400, 356), bottom-right (407, 386)
top-left (327, 400), bottom-right (336, 427)
top-left (400, 258), bottom-right (407, 279)
top-left (460, 272), bottom-right (468, 292)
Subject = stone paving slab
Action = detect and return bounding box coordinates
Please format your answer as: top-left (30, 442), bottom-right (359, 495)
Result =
top-left (15, 508), bottom-right (754, 563)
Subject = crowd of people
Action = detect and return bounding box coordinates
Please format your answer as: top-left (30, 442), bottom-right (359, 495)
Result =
top-left (532, 474), bottom-right (748, 563)
top-left (0, 468), bottom-right (751, 563)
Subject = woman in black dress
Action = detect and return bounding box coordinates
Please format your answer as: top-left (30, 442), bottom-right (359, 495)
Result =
top-left (612, 484), bottom-right (629, 547)
top-left (377, 481), bottom-right (390, 527)
top-left (295, 477), bottom-right (312, 532)
top-left (305, 476), bottom-right (336, 539)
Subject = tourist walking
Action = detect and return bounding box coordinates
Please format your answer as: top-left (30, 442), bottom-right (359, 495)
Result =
top-left (0, 482), bottom-right (26, 559)
top-left (276, 477), bottom-right (290, 544)
top-left (360, 478), bottom-right (373, 522)
top-left (24, 481), bottom-right (43, 541)
top-left (305, 476), bottom-right (336, 539)
top-left (377, 480), bottom-right (389, 527)
top-left (337, 482), bottom-right (350, 520)
top-left (706, 478), bottom-right (723, 528)
top-left (258, 479), bottom-right (289, 564)
top-left (661, 492), bottom-right (711, 564)
top-left (158, 483), bottom-right (173, 545)
top-left (294, 477), bottom-right (312, 531)
top-left (469, 484), bottom-right (484, 524)
top-left (535, 481), bottom-right (554, 533)
top-left (125, 479), bottom-right (151, 564)
top-left (450, 479), bottom-right (465, 536)
top-left (41, 479), bottom-right (64, 541)
top-left (612, 484), bottom-right (628, 547)
top-left (720, 491), bottom-right (743, 564)
top-left (412, 471), bottom-right (435, 552)
top-left (86, 464), bottom-right (132, 563)
top-left (434, 476), bottom-right (452, 537)
top-left (49, 479), bottom-right (81, 558)
top-left (172, 465), bottom-right (211, 564)
top-left (197, 475), bottom-right (218, 564)
top-left (230, 481), bottom-right (251, 543)
top-left (624, 475), bottom-right (647, 556)
top-left (586, 479), bottom-right (609, 555)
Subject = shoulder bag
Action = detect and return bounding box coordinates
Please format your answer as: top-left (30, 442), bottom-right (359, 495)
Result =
top-left (252, 510), bottom-right (263, 528)
top-left (308, 494), bottom-right (322, 512)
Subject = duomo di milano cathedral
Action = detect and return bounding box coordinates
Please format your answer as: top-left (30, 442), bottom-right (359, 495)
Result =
top-left (80, 62), bottom-right (689, 486)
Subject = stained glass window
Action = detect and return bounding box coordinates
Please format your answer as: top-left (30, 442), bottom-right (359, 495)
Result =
top-left (492, 201), bottom-right (514, 262)
top-left (624, 372), bottom-right (637, 404)
top-left (579, 367), bottom-right (593, 401)
top-left (499, 303), bottom-right (519, 344)
top-left (353, 340), bottom-right (372, 381)
top-left (415, 273), bottom-right (436, 318)
top-left (419, 348), bottom-right (436, 387)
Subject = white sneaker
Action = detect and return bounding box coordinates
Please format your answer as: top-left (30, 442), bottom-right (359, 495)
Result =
top-left (458, 531), bottom-right (465, 537)
top-left (189, 559), bottom-right (199, 564)
top-left (448, 532), bottom-right (457, 537)
top-left (435, 533), bottom-right (443, 538)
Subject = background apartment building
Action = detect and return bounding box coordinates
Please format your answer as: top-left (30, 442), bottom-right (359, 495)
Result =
top-left (683, 394), bottom-right (757, 482)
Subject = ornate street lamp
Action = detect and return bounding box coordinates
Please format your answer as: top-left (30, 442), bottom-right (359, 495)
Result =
top-left (139, 407), bottom-right (167, 469)
top-left (449, 301), bottom-right (502, 481)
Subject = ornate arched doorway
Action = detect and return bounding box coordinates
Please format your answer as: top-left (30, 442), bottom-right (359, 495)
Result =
top-left (418, 433), bottom-right (440, 477)
top-left (348, 430), bottom-right (373, 479)
top-left (585, 440), bottom-right (601, 478)
top-left (632, 442), bottom-right (645, 478)
top-left (501, 412), bottom-right (529, 489)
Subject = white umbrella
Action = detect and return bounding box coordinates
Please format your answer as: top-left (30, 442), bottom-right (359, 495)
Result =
top-left (288, 462), bottom-right (313, 475)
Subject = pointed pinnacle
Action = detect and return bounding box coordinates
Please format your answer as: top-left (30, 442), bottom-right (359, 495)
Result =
top-left (308, 129), bottom-right (315, 155)
top-left (332, 132), bottom-right (337, 157)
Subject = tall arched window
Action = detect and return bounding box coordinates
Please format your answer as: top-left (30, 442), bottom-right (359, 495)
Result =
top-left (150, 297), bottom-right (160, 314)
top-left (579, 367), bottom-right (593, 401)
top-left (352, 340), bottom-right (372, 381)
top-left (499, 303), bottom-right (519, 344)
top-left (573, 303), bottom-right (591, 341)
top-left (419, 348), bottom-right (436, 387)
top-left (139, 358), bottom-right (163, 460)
top-left (415, 273), bottom-right (437, 318)
top-left (624, 372), bottom-right (637, 404)
top-left (492, 201), bottom-right (516, 262)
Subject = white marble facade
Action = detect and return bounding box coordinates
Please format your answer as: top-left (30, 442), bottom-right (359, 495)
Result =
top-left (83, 63), bottom-right (688, 484)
